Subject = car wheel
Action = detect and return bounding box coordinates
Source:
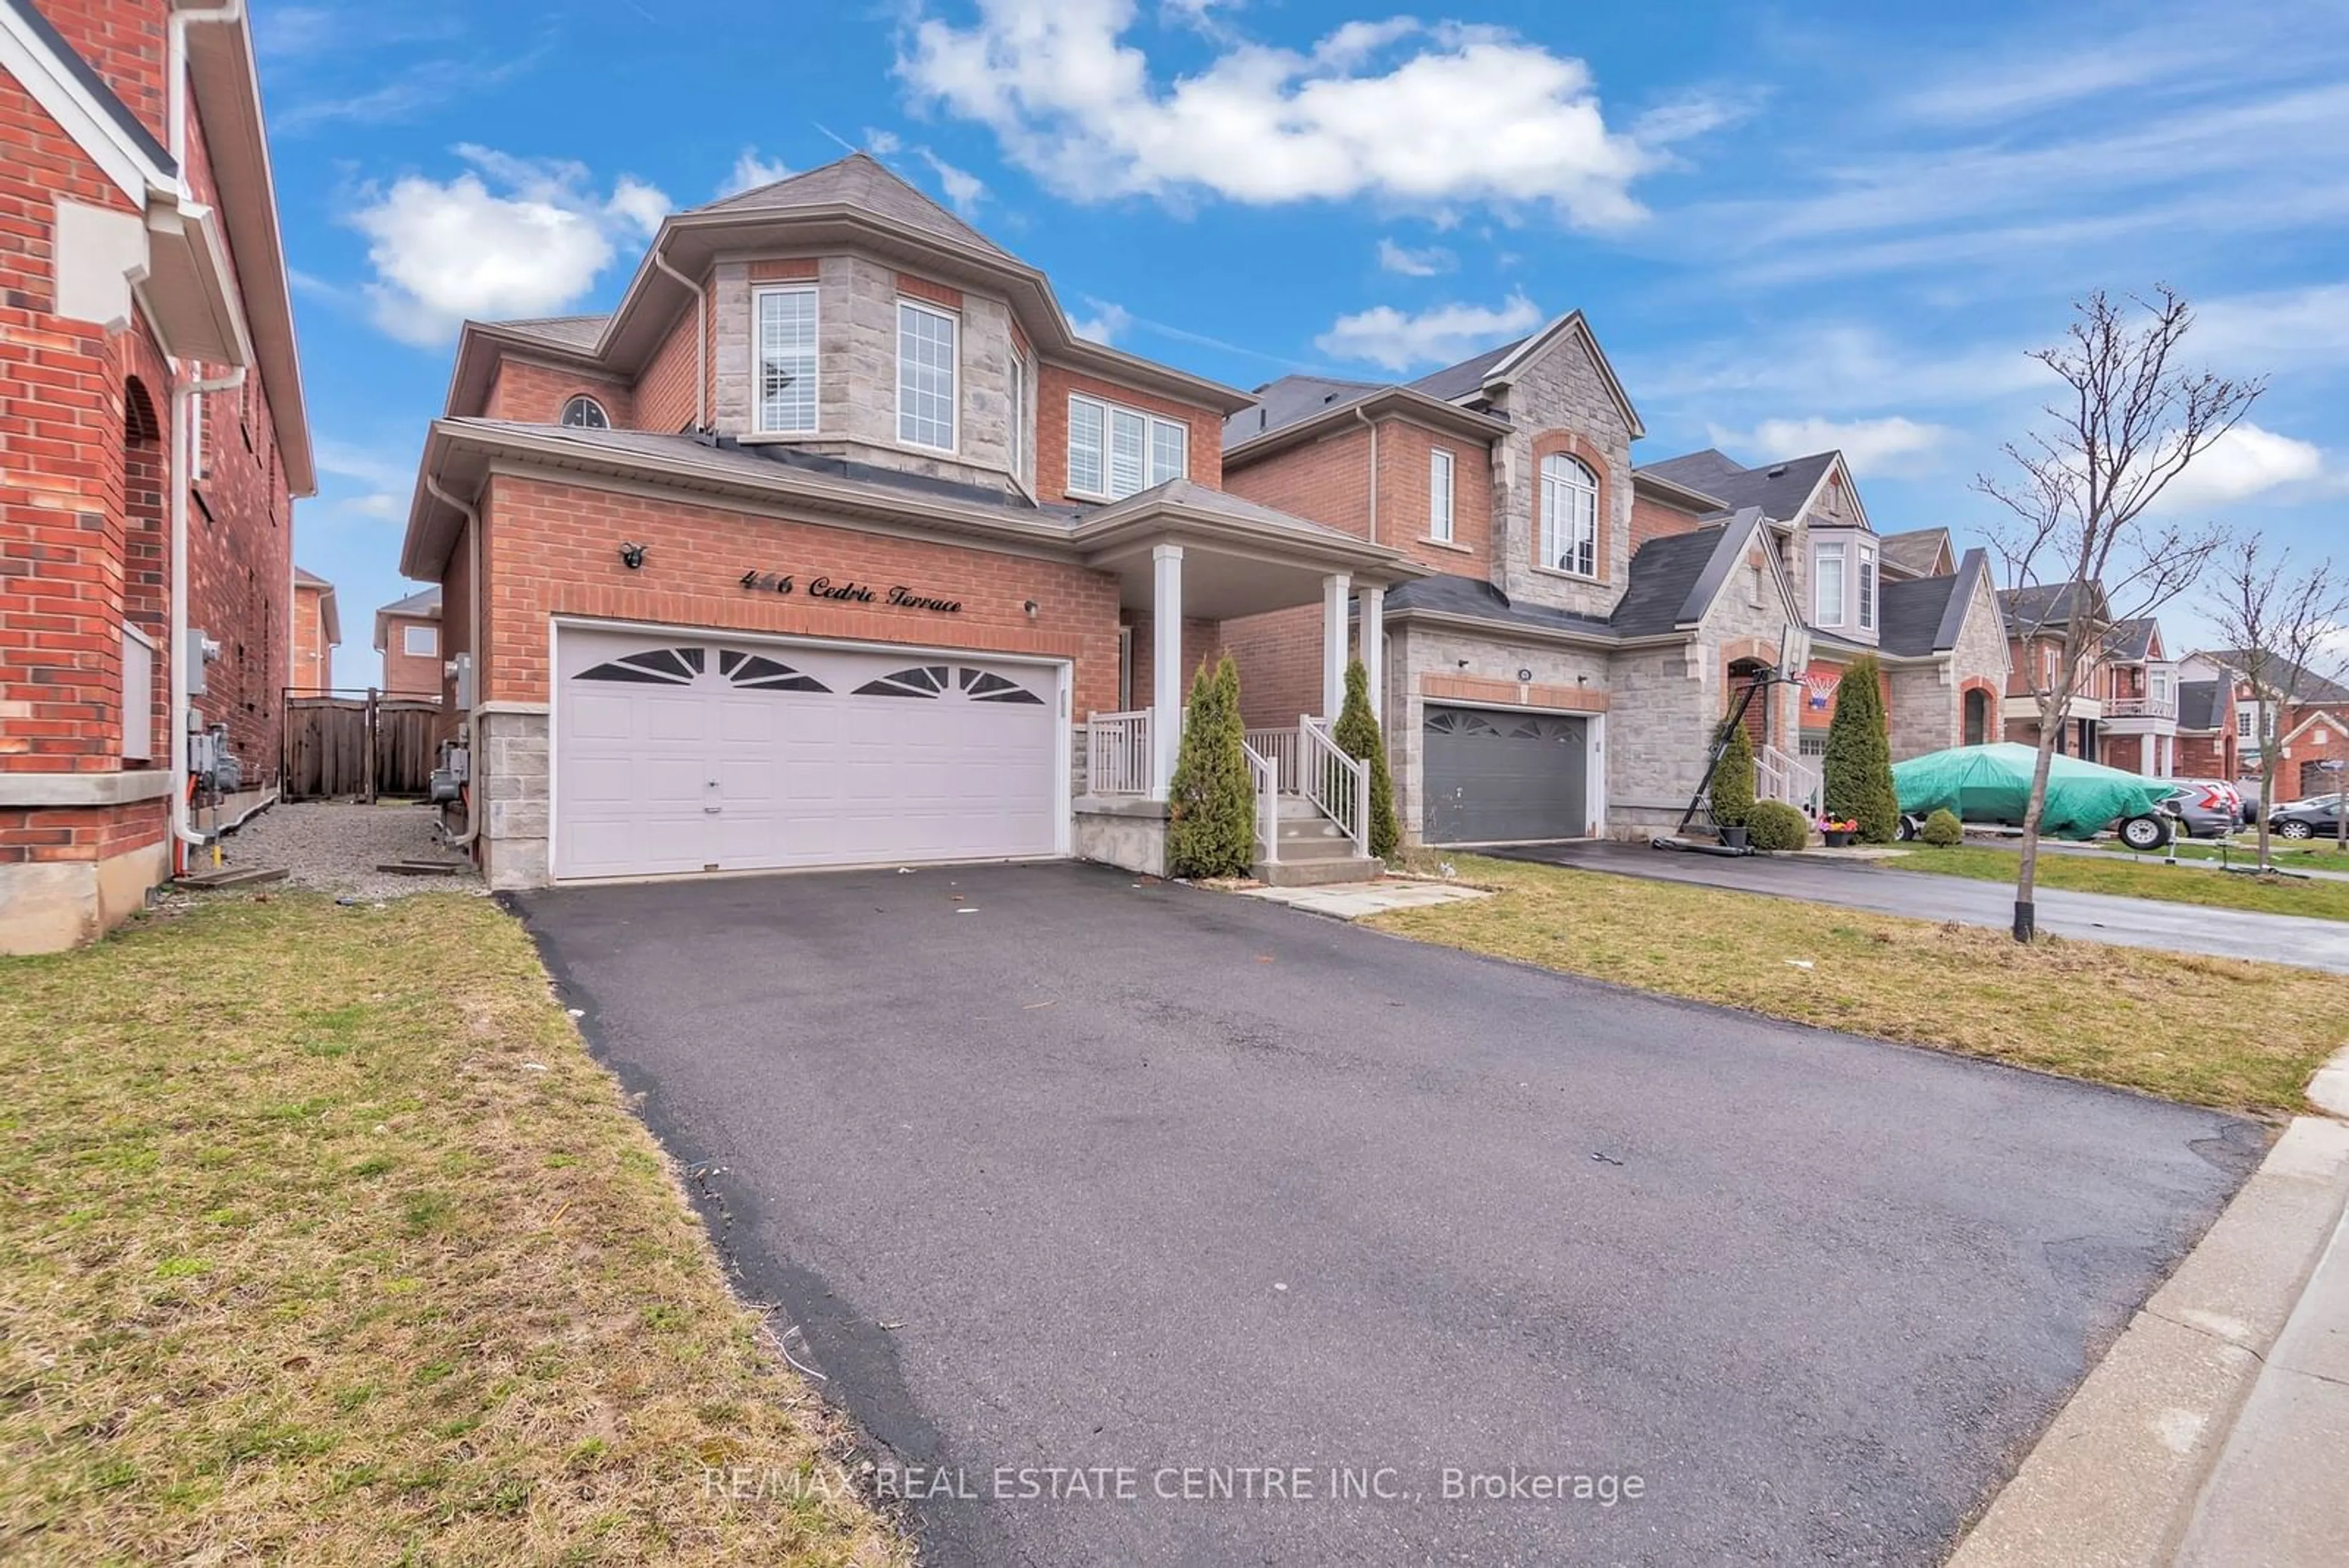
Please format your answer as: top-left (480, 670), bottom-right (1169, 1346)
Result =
top-left (2120, 815), bottom-right (2172, 850)
top-left (1895, 814), bottom-right (1918, 842)
top-left (2278, 819), bottom-right (2316, 840)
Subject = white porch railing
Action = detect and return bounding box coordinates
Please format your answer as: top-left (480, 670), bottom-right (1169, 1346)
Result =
top-left (1757, 745), bottom-right (1824, 816)
top-left (1086, 709), bottom-right (1152, 797)
top-left (1300, 715), bottom-right (1370, 857)
top-left (2105, 693), bottom-right (2179, 719)
top-left (1244, 741), bottom-right (1277, 866)
top-left (1244, 726), bottom-right (1302, 794)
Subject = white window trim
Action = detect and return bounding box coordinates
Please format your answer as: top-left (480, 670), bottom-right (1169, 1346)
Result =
top-left (1064, 392), bottom-right (1190, 501)
top-left (1857, 546), bottom-right (1877, 633)
top-left (1009, 349), bottom-right (1031, 488)
top-left (1536, 453), bottom-right (1600, 580)
top-left (896, 297), bottom-right (960, 455)
top-left (403, 623), bottom-right (438, 658)
top-left (560, 395), bottom-right (609, 429)
top-left (1815, 541), bottom-right (1847, 626)
top-left (1428, 447), bottom-right (1455, 543)
top-left (752, 284), bottom-right (821, 437)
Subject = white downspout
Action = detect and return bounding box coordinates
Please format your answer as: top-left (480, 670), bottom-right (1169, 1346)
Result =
top-left (649, 250), bottom-right (707, 430)
top-left (426, 476), bottom-right (483, 849)
top-left (169, 366), bottom-right (245, 864)
top-left (168, 0), bottom-right (245, 168)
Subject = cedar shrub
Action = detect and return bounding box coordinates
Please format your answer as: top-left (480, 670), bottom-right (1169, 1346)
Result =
top-left (1166, 653), bottom-right (1256, 879)
top-left (1823, 655), bottom-right (1901, 844)
top-left (1332, 657), bottom-right (1400, 860)
top-left (1711, 721), bottom-right (1757, 830)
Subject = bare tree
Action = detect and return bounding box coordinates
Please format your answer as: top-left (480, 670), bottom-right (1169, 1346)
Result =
top-left (2204, 537), bottom-right (2349, 863)
top-left (1979, 288), bottom-right (2260, 940)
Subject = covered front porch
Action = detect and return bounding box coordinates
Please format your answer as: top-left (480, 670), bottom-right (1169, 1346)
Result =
top-left (1067, 488), bottom-right (1414, 882)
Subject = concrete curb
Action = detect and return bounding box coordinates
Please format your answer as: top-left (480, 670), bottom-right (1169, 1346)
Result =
top-left (1944, 1111), bottom-right (2349, 1568)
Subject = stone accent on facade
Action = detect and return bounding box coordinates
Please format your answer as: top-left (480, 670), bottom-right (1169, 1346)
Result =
top-left (1485, 332), bottom-right (1635, 619)
top-left (477, 709), bottom-right (549, 889)
top-left (1389, 625), bottom-right (1614, 841)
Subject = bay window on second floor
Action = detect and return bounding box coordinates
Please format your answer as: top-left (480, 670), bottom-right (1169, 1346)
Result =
top-left (1067, 392), bottom-right (1187, 501)
top-left (1810, 532), bottom-right (1877, 634)
top-left (897, 299), bottom-right (959, 451)
top-left (755, 286), bottom-right (819, 435)
top-left (1816, 541), bottom-right (1846, 623)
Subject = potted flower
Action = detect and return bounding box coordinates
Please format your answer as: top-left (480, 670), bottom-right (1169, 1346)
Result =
top-left (1819, 816), bottom-right (1858, 849)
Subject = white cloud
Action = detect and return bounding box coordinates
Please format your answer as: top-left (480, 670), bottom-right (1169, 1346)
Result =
top-left (917, 147), bottom-right (988, 217)
top-left (722, 147), bottom-right (792, 196)
top-left (314, 439), bottom-right (412, 521)
top-left (897, 2), bottom-right (1665, 228)
top-left (349, 146), bottom-right (669, 347)
top-left (2151, 424), bottom-right (2328, 513)
top-left (1069, 299), bottom-right (1132, 344)
top-left (865, 127), bottom-right (905, 155)
top-left (1705, 415), bottom-right (1956, 477)
top-left (1376, 237), bottom-right (1454, 277)
top-left (2191, 283), bottom-right (2349, 372)
top-left (1314, 292), bottom-right (1543, 372)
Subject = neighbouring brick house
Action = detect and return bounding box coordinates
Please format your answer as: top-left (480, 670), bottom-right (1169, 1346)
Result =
top-left (1998, 586), bottom-right (2191, 778)
top-left (2172, 675), bottom-right (2240, 784)
top-left (292, 565), bottom-right (337, 693)
top-left (400, 154), bottom-right (1416, 888)
top-left (374, 584), bottom-right (442, 699)
top-left (1217, 345), bottom-right (2008, 842)
top-left (2179, 650), bottom-right (2349, 799)
top-left (1, 0), bottom-right (313, 953)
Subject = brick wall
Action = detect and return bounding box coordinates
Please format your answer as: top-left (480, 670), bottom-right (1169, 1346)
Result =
top-left (380, 615), bottom-right (441, 699)
top-left (473, 473), bottom-right (1124, 716)
top-left (486, 358), bottom-right (636, 426)
top-left (1123, 614), bottom-right (1224, 718)
top-left (1035, 362), bottom-right (1225, 503)
top-left (633, 286), bottom-right (709, 434)
top-left (1631, 491), bottom-right (1707, 554)
top-left (31, 1), bottom-right (166, 139)
top-left (1223, 425), bottom-right (1371, 537)
top-left (292, 583), bottom-right (329, 691)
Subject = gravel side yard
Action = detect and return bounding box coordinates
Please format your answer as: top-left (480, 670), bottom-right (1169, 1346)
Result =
top-left (220, 800), bottom-right (482, 902)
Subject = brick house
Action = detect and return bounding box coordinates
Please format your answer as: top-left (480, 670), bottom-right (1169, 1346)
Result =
top-left (1997, 585), bottom-right (2190, 778)
top-left (291, 565), bottom-right (337, 693)
top-left (1217, 347), bottom-right (2007, 842)
top-left (2180, 650), bottom-right (2349, 800)
top-left (373, 584), bottom-right (442, 699)
top-left (1, 0), bottom-right (313, 953)
top-left (2172, 676), bottom-right (2239, 784)
top-left (400, 154), bottom-right (1417, 888)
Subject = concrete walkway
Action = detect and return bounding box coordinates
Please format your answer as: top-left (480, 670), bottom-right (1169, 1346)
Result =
top-left (1238, 877), bottom-right (1490, 920)
top-left (1490, 840), bottom-right (2349, 975)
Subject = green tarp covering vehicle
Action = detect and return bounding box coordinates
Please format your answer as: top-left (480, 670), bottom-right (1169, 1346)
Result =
top-left (1891, 743), bottom-right (2179, 846)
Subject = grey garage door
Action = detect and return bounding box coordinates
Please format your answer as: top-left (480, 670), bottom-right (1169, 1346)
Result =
top-left (1422, 706), bottom-right (1589, 843)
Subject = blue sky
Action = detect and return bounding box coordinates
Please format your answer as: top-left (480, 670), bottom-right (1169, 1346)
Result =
top-left (254, 0), bottom-right (2349, 686)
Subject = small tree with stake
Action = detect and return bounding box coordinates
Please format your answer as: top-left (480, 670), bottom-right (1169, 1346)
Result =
top-left (1822, 654), bottom-right (1900, 842)
top-left (2203, 535), bottom-right (2349, 867)
top-left (1980, 287), bottom-right (2259, 940)
top-left (1332, 658), bottom-right (1400, 860)
top-left (1166, 653), bottom-right (1255, 879)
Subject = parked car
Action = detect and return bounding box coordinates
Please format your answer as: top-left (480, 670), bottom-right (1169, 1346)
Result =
top-left (2164, 779), bottom-right (2244, 839)
top-left (2268, 799), bottom-right (2348, 841)
top-left (1890, 743), bottom-right (2180, 848)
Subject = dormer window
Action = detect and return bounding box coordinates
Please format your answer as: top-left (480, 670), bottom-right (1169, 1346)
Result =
top-left (560, 395), bottom-right (609, 429)
top-left (1858, 545), bottom-right (1877, 633)
top-left (756, 287), bottom-right (818, 434)
top-left (897, 299), bottom-right (958, 451)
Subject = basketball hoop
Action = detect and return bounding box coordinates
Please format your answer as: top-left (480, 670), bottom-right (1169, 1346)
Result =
top-left (1802, 668), bottom-right (1841, 712)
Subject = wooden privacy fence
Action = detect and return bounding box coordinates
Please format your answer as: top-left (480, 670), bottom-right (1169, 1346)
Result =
top-left (283, 691), bottom-right (443, 800)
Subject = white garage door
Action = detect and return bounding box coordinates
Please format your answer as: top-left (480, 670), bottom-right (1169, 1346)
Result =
top-left (554, 628), bottom-right (1063, 880)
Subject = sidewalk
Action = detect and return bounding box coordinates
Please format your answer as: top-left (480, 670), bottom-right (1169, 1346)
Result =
top-left (1946, 1051), bottom-right (2349, 1567)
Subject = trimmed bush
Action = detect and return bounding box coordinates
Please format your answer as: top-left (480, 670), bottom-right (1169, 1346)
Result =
top-left (1823, 653), bottom-right (1901, 844)
top-left (1711, 722), bottom-right (1756, 829)
top-left (1332, 658), bottom-right (1400, 860)
top-left (1922, 808), bottom-right (1964, 847)
top-left (1166, 653), bottom-right (1255, 878)
top-left (1746, 800), bottom-right (1810, 852)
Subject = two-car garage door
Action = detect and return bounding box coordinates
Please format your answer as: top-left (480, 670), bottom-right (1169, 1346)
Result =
top-left (554, 628), bottom-right (1063, 880)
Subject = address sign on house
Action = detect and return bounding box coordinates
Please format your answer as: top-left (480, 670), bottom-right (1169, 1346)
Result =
top-left (738, 571), bottom-right (964, 615)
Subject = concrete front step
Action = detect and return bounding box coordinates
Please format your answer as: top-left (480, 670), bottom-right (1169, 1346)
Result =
top-left (1271, 833), bottom-right (1366, 861)
top-left (1253, 855), bottom-right (1386, 888)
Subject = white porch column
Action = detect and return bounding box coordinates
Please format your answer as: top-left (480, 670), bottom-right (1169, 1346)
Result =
top-left (2140, 732), bottom-right (2156, 775)
top-left (1151, 544), bottom-right (1184, 800)
top-left (1321, 571), bottom-right (1351, 719)
top-left (1359, 584), bottom-right (1386, 724)
top-left (2162, 734), bottom-right (2176, 776)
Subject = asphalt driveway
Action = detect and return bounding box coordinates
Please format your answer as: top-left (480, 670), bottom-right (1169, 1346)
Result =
top-left (1491, 839), bottom-right (2349, 974)
top-left (514, 861), bottom-right (2262, 1567)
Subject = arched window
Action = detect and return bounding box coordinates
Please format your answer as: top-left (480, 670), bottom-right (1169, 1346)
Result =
top-left (1538, 453), bottom-right (1598, 577)
top-left (1964, 686), bottom-right (1990, 746)
top-left (560, 395), bottom-right (609, 429)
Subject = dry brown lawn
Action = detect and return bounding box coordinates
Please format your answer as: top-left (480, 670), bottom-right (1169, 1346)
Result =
top-left (0, 893), bottom-right (905, 1566)
top-left (1372, 856), bottom-right (2349, 1113)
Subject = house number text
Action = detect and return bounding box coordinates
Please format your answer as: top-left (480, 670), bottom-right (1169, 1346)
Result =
top-left (738, 571), bottom-right (964, 615)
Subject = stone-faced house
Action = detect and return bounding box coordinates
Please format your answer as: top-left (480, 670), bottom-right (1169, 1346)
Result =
top-left (399, 154), bottom-right (1421, 888)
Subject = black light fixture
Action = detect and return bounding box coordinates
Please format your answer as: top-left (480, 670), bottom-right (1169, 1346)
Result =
top-left (1517, 667), bottom-right (1534, 682)
top-left (618, 541), bottom-right (648, 570)
top-left (1022, 598), bottom-right (1039, 616)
